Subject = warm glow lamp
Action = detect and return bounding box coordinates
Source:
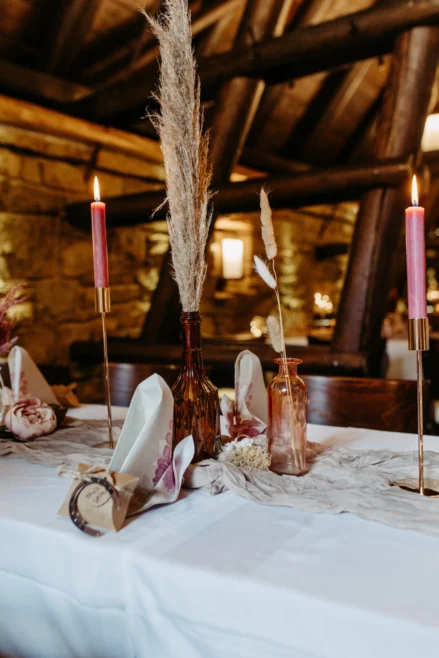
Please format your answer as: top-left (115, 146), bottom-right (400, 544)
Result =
top-left (221, 238), bottom-right (244, 279)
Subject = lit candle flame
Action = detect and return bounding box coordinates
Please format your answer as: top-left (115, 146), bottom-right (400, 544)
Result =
top-left (411, 175), bottom-right (419, 207)
top-left (94, 176), bottom-right (100, 202)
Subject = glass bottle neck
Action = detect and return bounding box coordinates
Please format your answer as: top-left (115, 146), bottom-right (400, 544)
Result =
top-left (181, 312), bottom-right (204, 371)
top-left (276, 359), bottom-right (301, 378)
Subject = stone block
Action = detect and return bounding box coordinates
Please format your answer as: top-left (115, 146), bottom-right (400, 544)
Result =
top-left (98, 150), bottom-right (165, 182)
top-left (42, 160), bottom-right (87, 192)
top-left (2, 179), bottom-right (65, 213)
top-left (0, 148), bottom-right (21, 177)
top-left (0, 214), bottom-right (59, 278)
top-left (0, 125), bottom-right (92, 162)
top-left (21, 157), bottom-right (43, 184)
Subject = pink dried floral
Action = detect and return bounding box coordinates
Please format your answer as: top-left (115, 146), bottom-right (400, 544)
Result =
top-left (0, 284), bottom-right (27, 357)
top-left (153, 421), bottom-right (176, 492)
top-left (4, 396), bottom-right (57, 442)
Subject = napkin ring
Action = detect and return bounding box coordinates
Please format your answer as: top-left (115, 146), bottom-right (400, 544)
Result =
top-left (69, 476), bottom-right (120, 537)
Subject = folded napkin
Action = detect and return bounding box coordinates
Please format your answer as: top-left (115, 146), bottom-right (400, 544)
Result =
top-left (8, 346), bottom-right (59, 405)
top-left (110, 374), bottom-right (194, 515)
top-left (221, 350), bottom-right (267, 439)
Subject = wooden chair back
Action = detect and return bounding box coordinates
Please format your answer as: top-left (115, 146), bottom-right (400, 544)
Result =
top-left (109, 363), bottom-right (180, 407)
top-left (302, 375), bottom-right (431, 434)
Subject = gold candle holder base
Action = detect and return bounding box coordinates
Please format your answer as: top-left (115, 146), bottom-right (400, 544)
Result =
top-left (391, 317), bottom-right (429, 496)
top-left (95, 287), bottom-right (114, 450)
top-left (390, 479), bottom-right (439, 497)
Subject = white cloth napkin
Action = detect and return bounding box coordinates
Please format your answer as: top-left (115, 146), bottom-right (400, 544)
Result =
top-left (8, 346), bottom-right (59, 405)
top-left (110, 374), bottom-right (194, 514)
top-left (221, 350), bottom-right (267, 439)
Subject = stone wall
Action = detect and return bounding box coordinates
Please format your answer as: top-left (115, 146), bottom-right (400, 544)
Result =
top-left (0, 121), bottom-right (355, 367)
top-left (0, 123), bottom-right (167, 364)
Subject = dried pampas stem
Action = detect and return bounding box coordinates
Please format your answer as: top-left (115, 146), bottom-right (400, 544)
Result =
top-left (267, 315), bottom-right (282, 353)
top-left (260, 188), bottom-right (277, 261)
top-left (144, 0), bottom-right (212, 312)
top-left (254, 255), bottom-right (276, 289)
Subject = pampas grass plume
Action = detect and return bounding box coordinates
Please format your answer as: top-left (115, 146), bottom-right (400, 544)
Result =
top-left (260, 189), bottom-right (277, 260)
top-left (144, 0), bottom-right (212, 312)
top-left (254, 255), bottom-right (276, 289)
top-left (267, 315), bottom-right (282, 353)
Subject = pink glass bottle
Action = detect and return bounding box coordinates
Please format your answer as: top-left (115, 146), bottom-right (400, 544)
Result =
top-left (268, 358), bottom-right (308, 475)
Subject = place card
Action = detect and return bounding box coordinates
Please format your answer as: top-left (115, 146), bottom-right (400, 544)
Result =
top-left (58, 464), bottom-right (139, 535)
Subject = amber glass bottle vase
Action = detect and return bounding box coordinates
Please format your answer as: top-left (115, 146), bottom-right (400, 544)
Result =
top-left (171, 312), bottom-right (221, 462)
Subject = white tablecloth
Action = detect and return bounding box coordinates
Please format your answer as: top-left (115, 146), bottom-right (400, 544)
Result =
top-left (2, 406), bottom-right (439, 658)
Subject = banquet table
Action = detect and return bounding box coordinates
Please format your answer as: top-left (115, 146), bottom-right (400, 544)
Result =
top-left (2, 406), bottom-right (439, 658)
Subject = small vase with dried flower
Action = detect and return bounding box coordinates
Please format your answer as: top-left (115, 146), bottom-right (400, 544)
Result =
top-left (268, 358), bottom-right (307, 475)
top-left (254, 189), bottom-right (308, 476)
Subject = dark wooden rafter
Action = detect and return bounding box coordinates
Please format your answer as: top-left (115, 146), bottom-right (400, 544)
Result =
top-left (198, 0), bottom-right (439, 89)
top-left (141, 0), bottom-right (297, 344)
top-left (332, 26), bottom-right (439, 356)
top-left (66, 159), bottom-right (412, 228)
top-left (41, 0), bottom-right (101, 75)
top-left (0, 59), bottom-right (92, 105)
top-left (76, 1), bottom-right (162, 82)
top-left (298, 58), bottom-right (390, 165)
top-left (98, 0), bottom-right (244, 91)
top-left (79, 0), bottom-right (243, 123)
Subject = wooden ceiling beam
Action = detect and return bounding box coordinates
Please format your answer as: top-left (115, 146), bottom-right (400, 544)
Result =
top-left (42, 0), bottom-right (101, 75)
top-left (65, 159), bottom-right (412, 229)
top-left (0, 59), bottom-right (92, 105)
top-left (0, 94), bottom-right (163, 164)
top-left (198, 0), bottom-right (439, 88)
top-left (298, 58), bottom-right (390, 165)
top-left (82, 0), bottom-right (242, 122)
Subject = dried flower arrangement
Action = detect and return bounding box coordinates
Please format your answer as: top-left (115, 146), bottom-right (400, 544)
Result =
top-left (0, 284), bottom-right (27, 357)
top-left (144, 0), bottom-right (221, 462)
top-left (254, 190), bottom-right (301, 469)
top-left (219, 438), bottom-right (271, 472)
top-left (144, 0), bottom-right (212, 311)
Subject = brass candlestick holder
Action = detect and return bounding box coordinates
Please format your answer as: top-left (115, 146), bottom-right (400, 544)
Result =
top-left (391, 317), bottom-right (439, 496)
top-left (95, 287), bottom-right (114, 450)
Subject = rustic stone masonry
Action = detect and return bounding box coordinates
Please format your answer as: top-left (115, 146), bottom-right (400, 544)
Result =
top-left (0, 121), bottom-right (355, 368)
top-left (0, 123), bottom-right (166, 364)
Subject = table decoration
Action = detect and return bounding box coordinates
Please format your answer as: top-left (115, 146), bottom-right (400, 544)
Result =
top-left (221, 349), bottom-right (267, 440)
top-left (391, 176), bottom-right (436, 496)
top-left (254, 189), bottom-right (307, 475)
top-left (58, 465), bottom-right (139, 536)
top-left (145, 0), bottom-right (220, 462)
top-left (0, 284), bottom-right (27, 359)
top-left (91, 176), bottom-right (114, 449)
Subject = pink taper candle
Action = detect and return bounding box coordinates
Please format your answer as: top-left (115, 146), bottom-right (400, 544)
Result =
top-left (405, 175), bottom-right (427, 319)
top-left (91, 176), bottom-right (109, 288)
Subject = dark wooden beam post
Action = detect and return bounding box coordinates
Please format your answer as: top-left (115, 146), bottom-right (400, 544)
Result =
top-left (142, 0), bottom-right (295, 343)
top-left (332, 26), bottom-right (439, 358)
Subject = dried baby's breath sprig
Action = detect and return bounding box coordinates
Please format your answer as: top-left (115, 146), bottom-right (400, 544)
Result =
top-left (220, 440), bottom-right (271, 472)
top-left (144, 0), bottom-right (212, 312)
top-left (267, 315), bottom-right (282, 353)
top-left (253, 255), bottom-right (276, 289)
top-left (260, 188), bottom-right (277, 260)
